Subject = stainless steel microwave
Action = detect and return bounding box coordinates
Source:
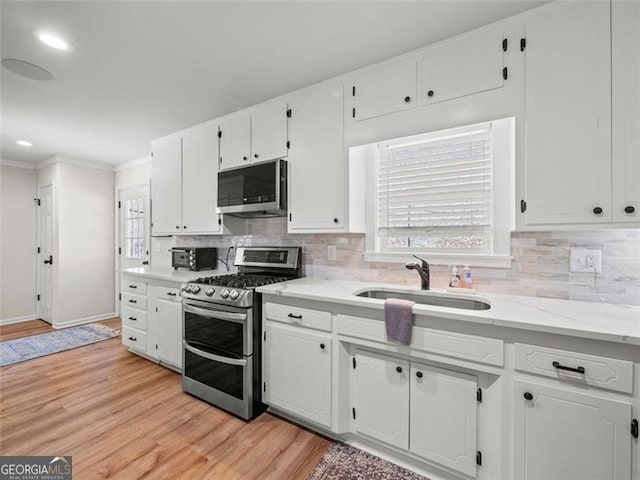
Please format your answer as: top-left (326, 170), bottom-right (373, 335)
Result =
top-left (217, 159), bottom-right (287, 218)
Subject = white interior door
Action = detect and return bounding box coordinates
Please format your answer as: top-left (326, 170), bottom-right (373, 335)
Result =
top-left (37, 184), bottom-right (54, 324)
top-left (119, 185), bottom-right (150, 270)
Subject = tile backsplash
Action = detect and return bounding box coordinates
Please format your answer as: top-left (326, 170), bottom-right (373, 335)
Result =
top-left (156, 217), bottom-right (640, 305)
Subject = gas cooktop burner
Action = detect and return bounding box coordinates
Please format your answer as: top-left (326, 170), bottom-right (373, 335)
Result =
top-left (194, 274), bottom-right (292, 289)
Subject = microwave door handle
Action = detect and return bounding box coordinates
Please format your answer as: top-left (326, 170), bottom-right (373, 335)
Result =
top-left (183, 341), bottom-right (247, 366)
top-left (183, 304), bottom-right (247, 322)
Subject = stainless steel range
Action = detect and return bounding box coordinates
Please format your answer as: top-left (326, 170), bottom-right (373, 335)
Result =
top-left (181, 246), bottom-right (301, 420)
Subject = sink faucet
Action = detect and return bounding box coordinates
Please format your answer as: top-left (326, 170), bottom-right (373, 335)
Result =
top-left (405, 255), bottom-right (430, 290)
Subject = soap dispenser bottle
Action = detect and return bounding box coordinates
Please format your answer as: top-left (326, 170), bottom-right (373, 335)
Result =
top-left (449, 266), bottom-right (460, 288)
top-left (463, 265), bottom-right (473, 289)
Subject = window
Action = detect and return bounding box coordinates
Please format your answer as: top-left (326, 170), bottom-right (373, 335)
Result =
top-left (125, 197), bottom-right (145, 259)
top-left (362, 118), bottom-right (514, 267)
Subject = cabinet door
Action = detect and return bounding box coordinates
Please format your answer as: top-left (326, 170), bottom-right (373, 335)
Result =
top-left (288, 85), bottom-right (345, 231)
top-left (524, 2), bottom-right (611, 225)
top-left (410, 363), bottom-right (477, 477)
top-left (251, 102), bottom-right (288, 162)
top-left (219, 112), bottom-right (251, 171)
top-left (263, 322), bottom-right (332, 428)
top-left (513, 380), bottom-right (632, 480)
top-left (612, 1), bottom-right (640, 223)
top-left (182, 122), bottom-right (222, 234)
top-left (352, 61), bottom-right (417, 121)
top-left (151, 133), bottom-right (182, 235)
top-left (421, 28), bottom-right (504, 106)
top-left (353, 350), bottom-right (409, 450)
top-left (155, 297), bottom-right (183, 369)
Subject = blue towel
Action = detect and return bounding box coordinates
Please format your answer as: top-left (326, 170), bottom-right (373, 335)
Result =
top-left (384, 298), bottom-right (415, 345)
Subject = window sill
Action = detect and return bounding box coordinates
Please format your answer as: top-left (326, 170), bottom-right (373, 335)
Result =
top-left (364, 251), bottom-right (513, 269)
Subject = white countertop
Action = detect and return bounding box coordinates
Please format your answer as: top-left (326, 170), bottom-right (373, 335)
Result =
top-left (257, 278), bottom-right (640, 345)
top-left (120, 266), bottom-right (232, 284)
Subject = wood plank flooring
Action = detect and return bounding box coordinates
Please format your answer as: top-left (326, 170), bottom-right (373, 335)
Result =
top-left (0, 319), bottom-right (331, 479)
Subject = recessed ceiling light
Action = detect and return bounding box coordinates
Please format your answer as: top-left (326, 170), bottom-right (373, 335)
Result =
top-left (16, 140), bottom-right (34, 147)
top-left (1, 58), bottom-right (53, 81)
top-left (33, 30), bottom-right (74, 52)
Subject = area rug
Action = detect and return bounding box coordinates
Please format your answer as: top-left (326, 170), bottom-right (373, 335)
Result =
top-left (307, 443), bottom-right (429, 480)
top-left (0, 324), bottom-right (120, 367)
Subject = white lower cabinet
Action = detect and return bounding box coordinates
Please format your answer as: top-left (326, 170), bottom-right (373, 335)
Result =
top-left (353, 349), bottom-right (478, 478)
top-left (263, 321), bottom-right (332, 428)
top-left (513, 380), bottom-right (633, 480)
top-left (353, 350), bottom-right (409, 449)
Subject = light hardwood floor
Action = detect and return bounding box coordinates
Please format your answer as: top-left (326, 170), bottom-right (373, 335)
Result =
top-left (0, 319), bottom-right (331, 479)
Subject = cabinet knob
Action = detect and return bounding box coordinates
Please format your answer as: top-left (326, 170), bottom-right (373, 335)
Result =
top-left (254, 153), bottom-right (259, 159)
top-left (624, 205), bottom-right (635, 214)
top-left (176, 225), bottom-right (180, 229)
top-left (416, 371), bottom-right (423, 378)
top-left (333, 218), bottom-right (339, 224)
top-left (320, 343), bottom-right (325, 350)
top-left (523, 392), bottom-right (533, 401)
top-left (243, 156), bottom-right (248, 161)
top-left (404, 96), bottom-right (411, 103)
top-left (592, 207), bottom-right (603, 216)
top-left (396, 366), bottom-right (403, 373)
top-left (427, 90), bottom-right (434, 97)
top-left (183, 225), bottom-right (187, 229)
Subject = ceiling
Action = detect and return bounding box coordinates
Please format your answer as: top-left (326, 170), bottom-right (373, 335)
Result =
top-left (1, 1), bottom-right (547, 166)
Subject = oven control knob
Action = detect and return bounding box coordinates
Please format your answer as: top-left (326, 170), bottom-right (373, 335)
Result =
top-left (191, 285), bottom-right (201, 294)
top-left (229, 289), bottom-right (239, 300)
top-left (181, 285), bottom-right (188, 292)
top-left (220, 288), bottom-right (230, 299)
top-left (205, 288), bottom-right (215, 296)
top-left (184, 285), bottom-right (193, 293)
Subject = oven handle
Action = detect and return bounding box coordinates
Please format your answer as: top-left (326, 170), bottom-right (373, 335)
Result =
top-left (183, 341), bottom-right (247, 366)
top-left (183, 304), bottom-right (247, 322)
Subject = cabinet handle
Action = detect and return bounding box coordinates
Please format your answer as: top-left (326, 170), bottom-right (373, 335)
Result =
top-left (396, 366), bottom-right (403, 373)
top-left (128, 336), bottom-right (137, 342)
top-left (592, 206), bottom-right (603, 216)
top-left (523, 392), bottom-right (533, 401)
top-left (287, 313), bottom-right (303, 319)
top-left (427, 90), bottom-right (434, 97)
top-left (128, 316), bottom-right (136, 321)
top-left (254, 153), bottom-right (259, 159)
top-left (404, 96), bottom-right (411, 103)
top-left (552, 361), bottom-right (585, 374)
top-left (183, 225), bottom-right (187, 229)
top-left (624, 205), bottom-right (635, 214)
top-left (320, 343), bottom-right (325, 350)
top-left (128, 285), bottom-right (137, 289)
top-left (243, 156), bottom-right (248, 161)
top-left (176, 225), bottom-right (180, 229)
top-left (416, 371), bottom-right (423, 378)
top-left (333, 218), bottom-right (339, 224)
top-left (167, 292), bottom-right (177, 296)
top-left (128, 299), bottom-right (137, 304)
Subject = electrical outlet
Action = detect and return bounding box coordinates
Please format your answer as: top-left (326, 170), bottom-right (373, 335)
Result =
top-left (327, 245), bottom-right (337, 262)
top-left (570, 249), bottom-right (602, 273)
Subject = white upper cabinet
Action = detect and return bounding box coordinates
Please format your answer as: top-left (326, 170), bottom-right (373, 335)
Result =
top-left (612, 1), bottom-right (640, 224)
top-left (151, 133), bottom-right (182, 235)
top-left (351, 60), bottom-right (417, 121)
top-left (522, 2), bottom-right (612, 226)
top-left (420, 28), bottom-right (505, 106)
top-left (151, 122), bottom-right (222, 235)
top-left (182, 122), bottom-right (222, 234)
top-left (218, 101), bottom-right (288, 172)
top-left (288, 84), bottom-right (349, 232)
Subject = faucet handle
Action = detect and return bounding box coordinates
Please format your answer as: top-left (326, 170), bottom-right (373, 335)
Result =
top-left (413, 254), bottom-right (429, 267)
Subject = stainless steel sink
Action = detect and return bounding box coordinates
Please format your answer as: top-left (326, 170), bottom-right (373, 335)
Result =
top-left (355, 289), bottom-right (490, 310)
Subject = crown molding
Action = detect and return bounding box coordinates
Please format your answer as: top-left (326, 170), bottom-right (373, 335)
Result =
top-left (0, 158), bottom-right (37, 169)
top-left (36, 155), bottom-right (116, 172)
top-left (115, 156), bottom-right (152, 172)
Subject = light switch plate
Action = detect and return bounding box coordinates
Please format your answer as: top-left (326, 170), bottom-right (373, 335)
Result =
top-left (570, 248), bottom-right (602, 273)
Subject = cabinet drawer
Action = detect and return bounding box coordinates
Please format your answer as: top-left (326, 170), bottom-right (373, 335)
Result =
top-left (337, 314), bottom-right (503, 366)
top-left (265, 303), bottom-right (332, 332)
top-left (123, 279), bottom-right (147, 295)
top-left (157, 286), bottom-right (181, 302)
top-left (121, 306), bottom-right (147, 330)
top-left (122, 327), bottom-right (147, 352)
top-left (122, 293), bottom-right (147, 310)
top-left (514, 343), bottom-right (633, 394)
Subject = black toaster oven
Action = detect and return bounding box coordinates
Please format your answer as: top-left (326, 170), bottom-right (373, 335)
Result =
top-left (171, 247), bottom-right (217, 271)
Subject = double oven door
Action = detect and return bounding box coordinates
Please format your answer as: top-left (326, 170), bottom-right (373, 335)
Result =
top-left (182, 298), bottom-right (255, 419)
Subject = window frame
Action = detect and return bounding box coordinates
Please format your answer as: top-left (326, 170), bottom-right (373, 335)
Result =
top-left (363, 118), bottom-right (515, 268)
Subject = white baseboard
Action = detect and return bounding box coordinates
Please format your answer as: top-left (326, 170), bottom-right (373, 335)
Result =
top-left (53, 312), bottom-right (118, 329)
top-left (0, 314), bottom-right (39, 326)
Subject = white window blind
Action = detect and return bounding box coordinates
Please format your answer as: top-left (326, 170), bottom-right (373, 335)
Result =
top-left (376, 122), bottom-right (493, 253)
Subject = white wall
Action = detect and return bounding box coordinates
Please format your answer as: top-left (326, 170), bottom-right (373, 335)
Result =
top-left (115, 157), bottom-right (151, 189)
top-left (0, 164), bottom-right (38, 324)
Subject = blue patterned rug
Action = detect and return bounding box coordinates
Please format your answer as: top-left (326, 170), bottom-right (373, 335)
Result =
top-left (0, 323), bottom-right (120, 367)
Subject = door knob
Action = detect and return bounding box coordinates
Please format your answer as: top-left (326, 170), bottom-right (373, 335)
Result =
top-left (43, 255), bottom-right (53, 265)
